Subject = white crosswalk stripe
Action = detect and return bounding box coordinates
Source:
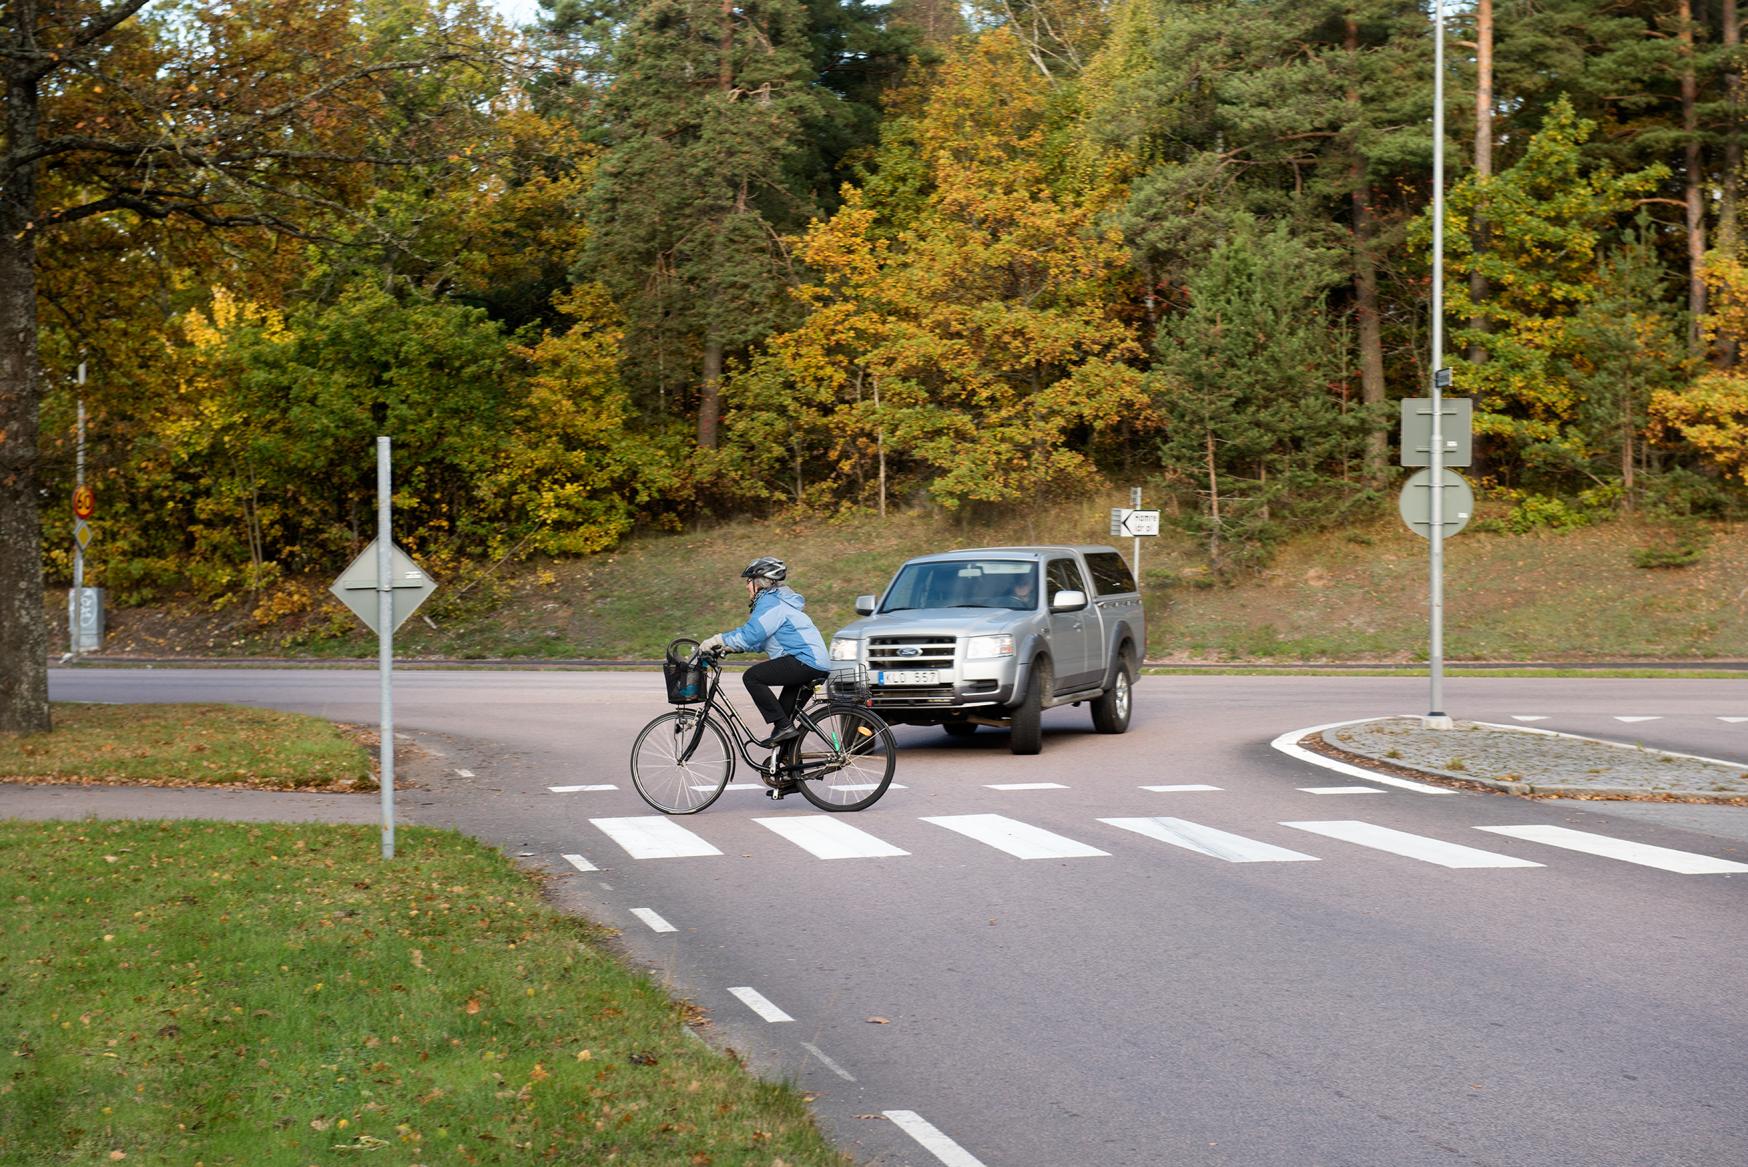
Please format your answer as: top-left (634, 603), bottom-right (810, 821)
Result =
top-left (1475, 825), bottom-right (1748, 874)
top-left (921, 814), bottom-right (1109, 860)
top-left (1101, 817), bottom-right (1318, 863)
top-left (1614, 716), bottom-right (1662, 723)
top-left (1281, 820), bottom-right (1543, 869)
top-left (1298, 786), bottom-right (1384, 795)
top-left (591, 816), bottom-right (722, 859)
top-left (753, 816), bottom-right (908, 859)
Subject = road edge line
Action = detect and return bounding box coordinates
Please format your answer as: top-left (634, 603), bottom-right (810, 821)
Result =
top-left (1269, 719), bottom-right (1455, 795)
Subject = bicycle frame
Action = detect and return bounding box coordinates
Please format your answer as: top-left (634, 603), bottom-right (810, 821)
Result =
top-left (678, 658), bottom-right (819, 779)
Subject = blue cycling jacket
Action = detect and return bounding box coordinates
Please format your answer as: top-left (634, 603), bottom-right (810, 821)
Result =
top-left (721, 586), bottom-right (830, 672)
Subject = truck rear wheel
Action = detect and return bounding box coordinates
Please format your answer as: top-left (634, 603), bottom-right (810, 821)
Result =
top-left (1090, 649), bottom-right (1134, 734)
top-left (1009, 658), bottom-right (1048, 755)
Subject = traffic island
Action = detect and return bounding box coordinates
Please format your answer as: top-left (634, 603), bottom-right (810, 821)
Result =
top-left (1310, 717), bottom-right (1748, 803)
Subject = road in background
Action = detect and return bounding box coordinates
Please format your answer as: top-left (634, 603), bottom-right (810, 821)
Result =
top-left (33, 669), bottom-right (1748, 1166)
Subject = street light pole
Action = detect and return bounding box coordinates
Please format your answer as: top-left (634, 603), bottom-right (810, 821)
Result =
top-left (1426, 0), bottom-right (1452, 729)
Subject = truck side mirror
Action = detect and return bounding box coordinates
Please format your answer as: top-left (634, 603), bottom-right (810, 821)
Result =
top-left (1050, 589), bottom-right (1088, 612)
top-left (855, 594), bottom-right (878, 616)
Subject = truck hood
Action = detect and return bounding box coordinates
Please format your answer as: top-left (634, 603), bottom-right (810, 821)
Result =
top-left (833, 607), bottom-right (1033, 640)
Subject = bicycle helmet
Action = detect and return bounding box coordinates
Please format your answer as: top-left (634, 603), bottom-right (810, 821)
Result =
top-left (740, 556), bottom-right (788, 583)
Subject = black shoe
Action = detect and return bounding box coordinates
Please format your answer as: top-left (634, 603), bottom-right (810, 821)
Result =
top-left (765, 780), bottom-right (800, 800)
top-left (769, 721), bottom-right (804, 744)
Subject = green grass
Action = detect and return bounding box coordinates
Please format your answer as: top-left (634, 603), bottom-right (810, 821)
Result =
top-left (0, 704), bottom-right (374, 789)
top-left (65, 497), bottom-right (1748, 665)
top-left (0, 821), bottom-right (848, 1167)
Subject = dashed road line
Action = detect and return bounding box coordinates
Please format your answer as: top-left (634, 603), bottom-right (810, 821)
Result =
top-left (1282, 820), bottom-right (1542, 869)
top-left (1102, 817), bottom-right (1318, 863)
top-left (561, 853), bottom-right (598, 872)
top-left (591, 816), bottom-right (723, 859)
top-left (455, 768), bottom-right (474, 777)
top-left (1720, 716), bottom-right (1748, 724)
top-left (985, 782), bottom-right (1068, 791)
top-left (1298, 786), bottom-right (1384, 795)
top-left (1475, 825), bottom-right (1748, 874)
top-left (727, 986), bottom-right (793, 1023)
top-left (1615, 716), bottom-right (1662, 723)
top-left (921, 814), bottom-right (1109, 860)
top-left (550, 784), bottom-right (617, 793)
top-left (630, 908), bottom-right (677, 933)
top-left (1140, 784), bottom-right (1222, 792)
top-left (801, 1041), bottom-right (856, 1081)
top-left (884, 1111), bottom-right (987, 1167)
top-left (1510, 716), bottom-right (1548, 722)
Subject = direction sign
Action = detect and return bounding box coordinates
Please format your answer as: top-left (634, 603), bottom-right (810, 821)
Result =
top-left (329, 540), bottom-right (438, 635)
top-left (72, 484), bottom-right (95, 520)
top-left (1398, 468), bottom-right (1474, 539)
top-left (1120, 508), bottom-right (1160, 537)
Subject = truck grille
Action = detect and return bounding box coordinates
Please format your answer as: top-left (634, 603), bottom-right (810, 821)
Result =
top-left (867, 635), bottom-right (957, 669)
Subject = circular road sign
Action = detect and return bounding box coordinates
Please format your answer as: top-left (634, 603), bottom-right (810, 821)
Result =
top-left (1397, 468), bottom-right (1474, 539)
top-left (72, 484), bottom-right (96, 520)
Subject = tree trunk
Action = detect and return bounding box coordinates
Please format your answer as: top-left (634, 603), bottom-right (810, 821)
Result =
top-left (698, 339), bottom-right (722, 449)
top-left (0, 54), bottom-right (51, 734)
top-left (1722, 0), bottom-right (1741, 365)
top-left (1346, 17), bottom-right (1389, 486)
top-left (1681, 0), bottom-right (1708, 355)
top-left (1468, 0), bottom-right (1494, 364)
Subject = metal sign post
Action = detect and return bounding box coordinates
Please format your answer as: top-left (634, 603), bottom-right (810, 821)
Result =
top-left (1131, 486), bottom-right (1143, 580)
top-left (376, 438), bottom-right (395, 858)
top-left (68, 364), bottom-right (86, 657)
top-left (1427, 0), bottom-right (1452, 730)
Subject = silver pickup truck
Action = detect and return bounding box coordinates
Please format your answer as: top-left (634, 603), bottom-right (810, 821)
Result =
top-left (828, 545), bottom-right (1145, 754)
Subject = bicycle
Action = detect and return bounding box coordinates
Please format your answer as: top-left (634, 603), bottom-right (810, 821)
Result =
top-left (629, 639), bottom-right (897, 815)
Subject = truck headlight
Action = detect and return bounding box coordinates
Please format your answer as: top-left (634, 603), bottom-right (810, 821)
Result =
top-left (964, 634), bottom-right (1014, 659)
top-left (829, 637), bottom-right (861, 661)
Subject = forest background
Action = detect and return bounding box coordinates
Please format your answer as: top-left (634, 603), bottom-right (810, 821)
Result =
top-left (6, 0), bottom-right (1748, 730)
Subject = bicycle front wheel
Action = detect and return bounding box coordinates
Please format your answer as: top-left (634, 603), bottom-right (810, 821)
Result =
top-left (630, 710), bottom-right (734, 814)
top-left (791, 707), bottom-right (896, 811)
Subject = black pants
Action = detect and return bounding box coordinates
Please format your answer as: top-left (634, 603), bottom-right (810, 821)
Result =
top-left (743, 656), bottom-right (830, 727)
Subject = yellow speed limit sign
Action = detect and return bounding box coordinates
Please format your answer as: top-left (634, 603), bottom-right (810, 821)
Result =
top-left (72, 484), bottom-right (96, 520)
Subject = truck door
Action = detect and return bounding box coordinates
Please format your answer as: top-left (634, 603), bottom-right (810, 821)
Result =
top-left (1045, 556), bottom-right (1100, 690)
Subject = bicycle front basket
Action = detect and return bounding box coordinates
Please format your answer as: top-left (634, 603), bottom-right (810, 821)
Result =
top-left (663, 639), bottom-right (707, 705)
top-left (827, 663), bottom-right (871, 707)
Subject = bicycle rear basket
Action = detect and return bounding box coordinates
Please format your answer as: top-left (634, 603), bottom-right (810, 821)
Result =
top-left (663, 639), bottom-right (707, 705)
top-left (827, 663), bottom-right (871, 707)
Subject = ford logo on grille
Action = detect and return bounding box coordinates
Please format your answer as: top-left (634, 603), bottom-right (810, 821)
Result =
top-left (897, 646), bottom-right (923, 657)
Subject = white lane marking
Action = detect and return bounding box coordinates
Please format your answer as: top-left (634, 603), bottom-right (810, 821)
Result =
top-left (1476, 825), bottom-right (1748, 874)
top-left (456, 769), bottom-right (474, 777)
top-left (561, 853), bottom-right (598, 872)
top-left (1510, 716), bottom-right (1549, 722)
top-left (1101, 817), bottom-right (1319, 863)
top-left (549, 784), bottom-right (618, 793)
top-left (727, 986), bottom-right (793, 1023)
top-left (1298, 786), bottom-right (1384, 795)
top-left (630, 908), bottom-right (677, 933)
top-left (1140, 784), bottom-right (1222, 792)
top-left (985, 782), bottom-right (1068, 791)
top-left (921, 815), bottom-right (1109, 860)
top-left (590, 817), bottom-right (722, 859)
top-left (1720, 717), bottom-right (1748, 723)
top-left (1615, 716), bottom-right (1662, 723)
top-left (884, 1111), bottom-right (988, 1167)
top-left (1269, 720), bottom-right (1455, 794)
top-left (1281, 820), bottom-right (1542, 868)
top-left (753, 816), bottom-right (908, 859)
top-left (801, 1041), bottom-right (857, 1081)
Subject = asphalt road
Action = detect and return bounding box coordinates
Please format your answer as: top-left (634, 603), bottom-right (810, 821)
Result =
top-left (33, 669), bottom-right (1748, 1167)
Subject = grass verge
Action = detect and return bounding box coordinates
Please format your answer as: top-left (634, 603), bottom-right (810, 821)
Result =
top-left (0, 821), bottom-right (848, 1167)
top-left (0, 704), bottom-right (373, 790)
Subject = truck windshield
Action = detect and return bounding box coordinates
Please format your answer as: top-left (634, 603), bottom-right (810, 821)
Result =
top-left (880, 560), bottom-right (1038, 612)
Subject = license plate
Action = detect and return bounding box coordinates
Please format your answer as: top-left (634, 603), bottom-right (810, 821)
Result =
top-left (875, 669), bottom-right (942, 686)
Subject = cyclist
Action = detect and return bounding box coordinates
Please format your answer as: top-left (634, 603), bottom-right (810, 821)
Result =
top-left (698, 557), bottom-right (831, 747)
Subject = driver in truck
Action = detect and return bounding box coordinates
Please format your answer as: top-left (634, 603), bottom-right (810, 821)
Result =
top-left (698, 556), bottom-right (831, 747)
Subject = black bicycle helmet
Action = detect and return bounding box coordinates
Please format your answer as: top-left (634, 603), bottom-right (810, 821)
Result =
top-left (740, 556), bottom-right (788, 583)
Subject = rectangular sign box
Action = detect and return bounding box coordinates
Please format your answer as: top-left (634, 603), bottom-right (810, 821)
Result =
top-left (1400, 397), bottom-right (1473, 467)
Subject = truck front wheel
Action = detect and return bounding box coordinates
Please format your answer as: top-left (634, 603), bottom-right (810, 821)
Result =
top-left (1009, 657), bottom-right (1049, 755)
top-left (1090, 649), bottom-right (1134, 734)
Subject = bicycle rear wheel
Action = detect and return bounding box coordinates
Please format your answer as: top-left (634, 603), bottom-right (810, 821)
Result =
top-left (790, 707), bottom-right (895, 811)
top-left (630, 709), bottom-right (733, 814)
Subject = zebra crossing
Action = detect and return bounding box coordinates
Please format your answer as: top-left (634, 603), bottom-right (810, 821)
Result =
top-left (569, 810), bottom-right (1748, 876)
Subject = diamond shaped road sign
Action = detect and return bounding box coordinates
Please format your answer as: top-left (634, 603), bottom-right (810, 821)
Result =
top-left (329, 540), bottom-right (438, 635)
